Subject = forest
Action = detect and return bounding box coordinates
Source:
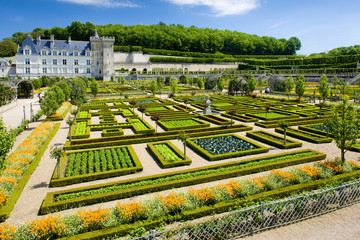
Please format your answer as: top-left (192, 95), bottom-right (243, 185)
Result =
top-left (8, 21), bottom-right (301, 56)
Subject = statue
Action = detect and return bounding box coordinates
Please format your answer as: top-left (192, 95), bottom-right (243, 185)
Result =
top-left (203, 96), bottom-right (212, 115)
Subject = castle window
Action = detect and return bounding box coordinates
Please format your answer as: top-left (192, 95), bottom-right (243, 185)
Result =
top-left (86, 52), bottom-right (91, 57)
top-left (87, 68), bottom-right (90, 74)
top-left (53, 68), bottom-right (58, 74)
top-left (53, 59), bottom-right (57, 65)
top-left (74, 52), bottom-right (78, 56)
top-left (74, 60), bottom-right (78, 65)
top-left (63, 59), bottom-right (67, 65)
top-left (99, 70), bottom-right (101, 74)
top-left (24, 49), bottom-right (30, 55)
top-left (42, 59), bottom-right (47, 65)
top-left (87, 60), bottom-right (91, 65)
top-left (42, 50), bottom-right (47, 55)
top-left (75, 68), bottom-right (79, 74)
top-left (53, 51), bottom-right (58, 56)
top-left (42, 68), bottom-right (47, 74)
top-left (62, 51), bottom-right (67, 56)
top-left (26, 68), bottom-right (30, 74)
top-left (25, 59), bottom-right (30, 65)
top-left (96, 61), bottom-right (99, 66)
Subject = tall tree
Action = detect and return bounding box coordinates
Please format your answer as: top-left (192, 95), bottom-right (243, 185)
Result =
top-left (326, 98), bottom-right (360, 162)
top-left (170, 78), bottom-right (178, 94)
top-left (178, 131), bottom-right (189, 160)
top-left (295, 75), bottom-right (306, 102)
top-left (284, 75), bottom-right (295, 100)
top-left (248, 75), bottom-right (257, 93)
top-left (318, 74), bottom-right (330, 101)
top-left (90, 78), bottom-right (99, 98)
top-left (0, 40), bottom-right (17, 57)
top-left (150, 80), bottom-right (157, 95)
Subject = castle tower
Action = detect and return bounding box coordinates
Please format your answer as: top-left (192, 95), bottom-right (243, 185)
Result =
top-left (90, 30), bottom-right (115, 81)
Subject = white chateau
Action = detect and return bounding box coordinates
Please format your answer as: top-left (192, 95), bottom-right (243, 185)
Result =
top-left (16, 30), bottom-right (115, 81)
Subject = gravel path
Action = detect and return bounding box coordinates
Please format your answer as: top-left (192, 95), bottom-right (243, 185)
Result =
top-left (2, 96), bottom-right (360, 240)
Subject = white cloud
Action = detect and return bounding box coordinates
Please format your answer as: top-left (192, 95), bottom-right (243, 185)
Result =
top-left (57, 0), bottom-right (138, 8)
top-left (165, 0), bottom-right (260, 16)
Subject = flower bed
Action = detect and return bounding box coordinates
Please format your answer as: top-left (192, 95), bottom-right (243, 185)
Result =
top-left (275, 127), bottom-right (333, 144)
top-left (246, 130), bottom-right (302, 149)
top-left (158, 119), bottom-right (210, 131)
top-left (130, 118), bottom-right (155, 134)
top-left (221, 113), bottom-right (258, 122)
top-left (48, 102), bottom-right (72, 121)
top-left (71, 121), bottom-right (90, 139)
top-left (247, 112), bottom-right (298, 121)
top-left (40, 149), bottom-right (325, 214)
top-left (255, 116), bottom-right (327, 128)
top-left (121, 108), bottom-right (137, 117)
top-left (0, 122), bottom-right (60, 222)
top-left (298, 124), bottom-right (334, 137)
top-left (50, 146), bottom-right (142, 187)
top-left (147, 141), bottom-right (192, 168)
top-left (188, 134), bottom-right (269, 160)
top-left (35, 158), bottom-right (360, 240)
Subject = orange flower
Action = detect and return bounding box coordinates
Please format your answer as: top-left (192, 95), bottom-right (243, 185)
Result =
top-left (115, 201), bottom-right (147, 223)
top-left (252, 176), bottom-right (265, 190)
top-left (297, 165), bottom-right (321, 178)
top-left (27, 215), bottom-right (64, 240)
top-left (0, 176), bottom-right (17, 186)
top-left (158, 191), bottom-right (186, 214)
top-left (0, 190), bottom-right (7, 206)
top-left (0, 223), bottom-right (16, 240)
top-left (217, 179), bottom-right (243, 199)
top-left (316, 160), bottom-right (344, 174)
top-left (188, 187), bottom-right (216, 205)
top-left (76, 208), bottom-right (110, 230)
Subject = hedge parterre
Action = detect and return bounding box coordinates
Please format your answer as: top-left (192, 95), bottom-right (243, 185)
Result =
top-left (10, 160), bottom-right (360, 239)
top-left (41, 149), bottom-right (325, 213)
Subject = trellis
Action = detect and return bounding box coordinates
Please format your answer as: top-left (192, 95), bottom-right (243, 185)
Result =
top-left (130, 180), bottom-right (360, 240)
top-left (1, 79), bottom-right (34, 99)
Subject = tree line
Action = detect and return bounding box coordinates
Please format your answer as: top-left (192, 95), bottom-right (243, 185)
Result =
top-left (7, 21), bottom-right (301, 56)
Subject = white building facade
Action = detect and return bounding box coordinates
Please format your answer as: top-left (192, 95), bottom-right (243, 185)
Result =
top-left (16, 31), bottom-right (115, 81)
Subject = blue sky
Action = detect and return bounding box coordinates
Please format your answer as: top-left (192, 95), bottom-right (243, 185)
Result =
top-left (2, 0), bottom-right (360, 55)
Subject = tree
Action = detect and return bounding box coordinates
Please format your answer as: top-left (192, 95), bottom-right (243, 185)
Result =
top-left (295, 75), bottom-right (306, 102)
top-left (0, 40), bottom-right (17, 57)
top-left (197, 78), bottom-right (204, 90)
top-left (284, 75), bottom-right (295, 100)
top-left (169, 78), bottom-right (178, 95)
top-left (248, 75), bottom-right (257, 93)
top-left (56, 81), bottom-right (71, 101)
top-left (50, 146), bottom-right (65, 179)
top-left (138, 104), bottom-right (147, 119)
top-left (183, 98), bottom-right (189, 109)
top-left (265, 104), bottom-right (271, 121)
top-left (318, 101), bottom-right (326, 116)
top-left (66, 116), bottom-right (75, 143)
top-left (277, 121), bottom-right (289, 145)
top-left (228, 109), bottom-right (236, 127)
top-left (332, 75), bottom-right (339, 88)
top-left (218, 78), bottom-right (225, 93)
top-left (178, 131), bottom-right (189, 160)
top-left (152, 113), bottom-right (161, 133)
top-left (339, 79), bottom-right (347, 96)
top-left (150, 80), bottom-right (157, 95)
top-left (326, 98), bottom-right (360, 162)
top-left (70, 78), bottom-right (87, 106)
top-left (318, 74), bottom-right (330, 101)
top-left (0, 118), bottom-right (14, 169)
top-left (129, 99), bottom-right (137, 112)
top-left (258, 77), bottom-right (263, 87)
top-left (90, 78), bottom-right (99, 98)
top-left (41, 89), bottom-right (60, 118)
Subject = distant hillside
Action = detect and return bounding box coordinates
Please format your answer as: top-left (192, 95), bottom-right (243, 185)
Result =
top-left (309, 44), bottom-right (360, 57)
top-left (10, 21), bottom-right (301, 56)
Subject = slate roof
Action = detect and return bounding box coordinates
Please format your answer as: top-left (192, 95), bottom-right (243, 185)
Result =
top-left (17, 35), bottom-right (91, 56)
top-left (0, 58), bottom-right (10, 67)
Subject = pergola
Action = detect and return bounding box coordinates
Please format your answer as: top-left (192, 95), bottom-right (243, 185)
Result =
top-left (1, 79), bottom-right (34, 99)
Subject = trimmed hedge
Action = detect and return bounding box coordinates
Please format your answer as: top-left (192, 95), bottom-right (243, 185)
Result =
top-left (70, 120), bottom-right (91, 139)
top-left (0, 123), bottom-right (60, 222)
top-left (129, 117), bottom-right (155, 134)
top-left (197, 115), bottom-right (232, 125)
top-left (40, 149), bottom-right (325, 214)
top-left (255, 117), bottom-right (327, 128)
top-left (64, 125), bottom-right (253, 151)
top-left (187, 134), bottom-right (269, 161)
top-left (147, 141), bottom-right (192, 168)
top-left (246, 130), bottom-right (302, 149)
top-left (246, 111), bottom-right (299, 121)
top-left (102, 128), bottom-right (124, 137)
top-left (221, 113), bottom-right (258, 122)
top-left (56, 166), bottom-right (360, 240)
top-left (49, 146), bottom-right (143, 187)
top-left (298, 124), bottom-right (334, 137)
top-left (275, 127), bottom-right (333, 144)
top-left (157, 118), bottom-right (210, 131)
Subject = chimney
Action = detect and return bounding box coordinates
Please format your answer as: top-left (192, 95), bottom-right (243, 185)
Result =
top-left (50, 35), bottom-right (54, 48)
top-left (36, 35), bottom-right (41, 45)
top-left (68, 36), bottom-right (71, 44)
